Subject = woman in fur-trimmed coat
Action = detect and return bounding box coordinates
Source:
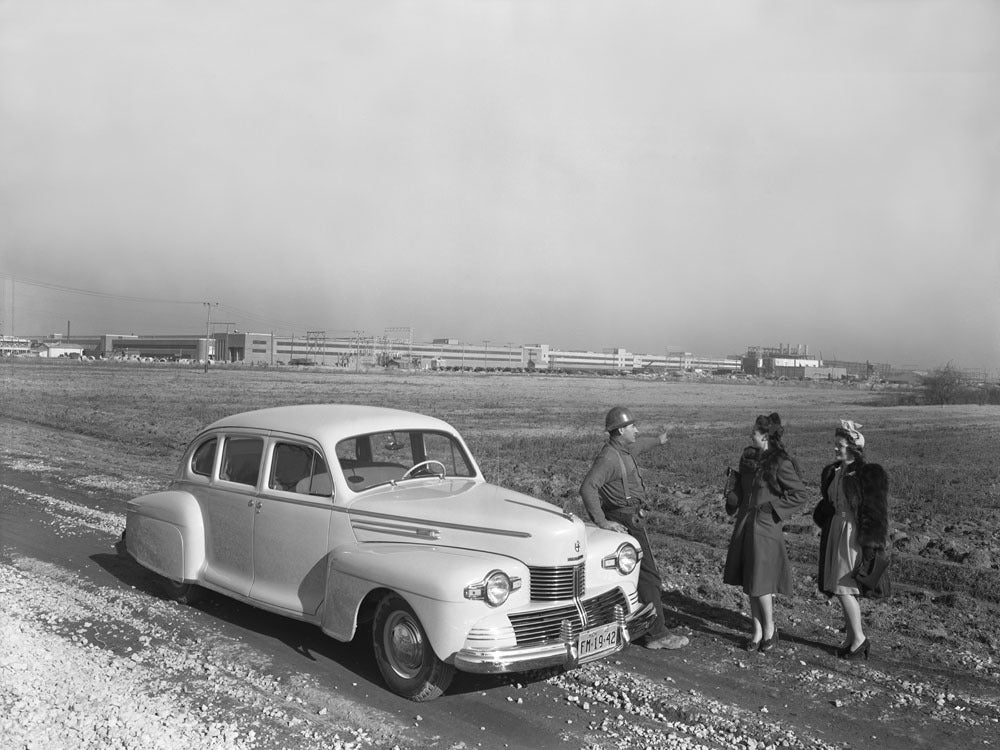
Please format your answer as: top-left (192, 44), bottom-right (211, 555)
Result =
top-left (812, 420), bottom-right (890, 661)
top-left (723, 413), bottom-right (809, 652)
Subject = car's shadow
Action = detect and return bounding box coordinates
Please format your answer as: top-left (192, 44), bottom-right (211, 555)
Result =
top-left (91, 550), bottom-right (553, 698)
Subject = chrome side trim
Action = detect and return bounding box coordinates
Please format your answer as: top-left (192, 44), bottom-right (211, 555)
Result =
top-left (502, 498), bottom-right (576, 521)
top-left (257, 494), bottom-right (333, 510)
top-left (344, 507), bottom-right (532, 538)
top-left (351, 521), bottom-right (440, 540)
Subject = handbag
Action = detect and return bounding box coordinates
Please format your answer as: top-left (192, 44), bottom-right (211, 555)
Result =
top-left (812, 498), bottom-right (835, 528)
top-left (723, 467), bottom-right (739, 515)
top-left (853, 548), bottom-right (891, 598)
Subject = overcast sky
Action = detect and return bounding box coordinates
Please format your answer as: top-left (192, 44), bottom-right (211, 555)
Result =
top-left (2, 0), bottom-right (998, 370)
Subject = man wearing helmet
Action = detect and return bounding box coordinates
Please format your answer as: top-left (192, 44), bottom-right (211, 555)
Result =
top-left (580, 407), bottom-right (689, 650)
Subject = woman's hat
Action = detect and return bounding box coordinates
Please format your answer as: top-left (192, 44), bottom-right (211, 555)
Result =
top-left (839, 419), bottom-right (865, 448)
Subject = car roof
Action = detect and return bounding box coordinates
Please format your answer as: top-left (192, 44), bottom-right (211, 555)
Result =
top-left (203, 404), bottom-right (458, 444)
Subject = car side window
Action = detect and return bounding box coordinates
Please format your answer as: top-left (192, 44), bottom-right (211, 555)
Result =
top-left (191, 438), bottom-right (217, 478)
top-left (220, 436), bottom-right (264, 486)
top-left (269, 442), bottom-right (331, 497)
top-left (295, 454), bottom-right (331, 497)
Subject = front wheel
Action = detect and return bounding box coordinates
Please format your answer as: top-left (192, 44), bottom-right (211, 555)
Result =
top-left (372, 593), bottom-right (455, 701)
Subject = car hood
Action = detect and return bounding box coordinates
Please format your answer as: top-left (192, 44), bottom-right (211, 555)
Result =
top-left (347, 480), bottom-right (589, 567)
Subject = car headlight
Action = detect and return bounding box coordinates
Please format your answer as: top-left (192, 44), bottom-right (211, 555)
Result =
top-left (464, 570), bottom-right (522, 607)
top-left (602, 543), bottom-right (640, 575)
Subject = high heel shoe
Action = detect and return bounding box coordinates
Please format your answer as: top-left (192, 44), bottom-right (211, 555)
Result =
top-left (840, 638), bottom-right (870, 661)
top-left (758, 629), bottom-right (778, 653)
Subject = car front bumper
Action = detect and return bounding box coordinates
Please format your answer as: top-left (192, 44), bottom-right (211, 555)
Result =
top-left (452, 601), bottom-right (656, 674)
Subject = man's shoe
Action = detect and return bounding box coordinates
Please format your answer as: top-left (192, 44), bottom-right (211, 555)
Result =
top-left (641, 633), bottom-right (689, 650)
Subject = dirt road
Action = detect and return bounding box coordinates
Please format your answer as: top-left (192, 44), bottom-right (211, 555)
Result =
top-left (2, 417), bottom-right (998, 749)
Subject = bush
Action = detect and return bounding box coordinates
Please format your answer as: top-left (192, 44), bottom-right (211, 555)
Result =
top-left (922, 365), bottom-right (965, 405)
top-left (922, 364), bottom-right (1000, 405)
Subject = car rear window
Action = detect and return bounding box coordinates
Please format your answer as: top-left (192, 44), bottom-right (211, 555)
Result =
top-left (191, 438), bottom-right (217, 478)
top-left (220, 436), bottom-right (264, 486)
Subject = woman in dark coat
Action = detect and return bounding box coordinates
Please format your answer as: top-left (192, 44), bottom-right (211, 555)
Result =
top-left (724, 413), bottom-right (809, 652)
top-left (812, 420), bottom-right (890, 660)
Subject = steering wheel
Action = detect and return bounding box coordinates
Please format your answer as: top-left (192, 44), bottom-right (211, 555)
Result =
top-left (402, 460), bottom-right (447, 480)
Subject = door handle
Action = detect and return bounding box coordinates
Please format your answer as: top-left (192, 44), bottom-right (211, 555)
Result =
top-left (255, 501), bottom-right (263, 513)
top-left (247, 499), bottom-right (255, 507)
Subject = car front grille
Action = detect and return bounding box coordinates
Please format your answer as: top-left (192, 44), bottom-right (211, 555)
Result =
top-left (508, 588), bottom-right (628, 646)
top-left (528, 563), bottom-right (584, 601)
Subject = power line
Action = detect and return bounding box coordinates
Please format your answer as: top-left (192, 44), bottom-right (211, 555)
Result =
top-left (0, 271), bottom-right (355, 337)
top-left (0, 271), bottom-right (203, 305)
top-left (216, 303), bottom-right (352, 336)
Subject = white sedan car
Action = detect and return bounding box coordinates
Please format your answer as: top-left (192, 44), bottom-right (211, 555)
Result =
top-left (123, 405), bottom-right (655, 700)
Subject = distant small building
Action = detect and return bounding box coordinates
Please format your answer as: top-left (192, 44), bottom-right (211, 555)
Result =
top-left (0, 336), bottom-right (31, 356)
top-left (793, 366), bottom-right (848, 380)
top-left (33, 342), bottom-right (85, 358)
top-left (215, 332), bottom-right (274, 364)
top-left (743, 344), bottom-right (819, 377)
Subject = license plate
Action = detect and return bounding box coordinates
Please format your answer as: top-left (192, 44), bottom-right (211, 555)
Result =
top-left (577, 623), bottom-right (620, 662)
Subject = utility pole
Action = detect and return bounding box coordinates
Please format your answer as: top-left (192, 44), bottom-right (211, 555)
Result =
top-left (482, 340), bottom-right (489, 369)
top-left (203, 302), bottom-right (218, 373)
top-left (353, 330), bottom-right (364, 371)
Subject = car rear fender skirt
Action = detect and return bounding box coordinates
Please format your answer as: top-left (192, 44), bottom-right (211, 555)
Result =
top-left (125, 491), bottom-right (206, 582)
top-left (320, 544), bottom-right (529, 658)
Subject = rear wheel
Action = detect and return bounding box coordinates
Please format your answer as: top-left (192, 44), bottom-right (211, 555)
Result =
top-left (157, 577), bottom-right (203, 605)
top-left (119, 529), bottom-right (202, 604)
top-left (372, 594), bottom-right (455, 701)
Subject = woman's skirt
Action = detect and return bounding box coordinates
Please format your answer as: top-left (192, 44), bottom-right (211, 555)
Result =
top-left (823, 512), bottom-right (860, 595)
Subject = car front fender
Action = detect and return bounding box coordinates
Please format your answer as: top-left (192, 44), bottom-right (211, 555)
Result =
top-left (321, 544), bottom-right (530, 658)
top-left (125, 490), bottom-right (206, 583)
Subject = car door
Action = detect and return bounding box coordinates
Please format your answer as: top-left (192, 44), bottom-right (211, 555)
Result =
top-left (248, 439), bottom-right (333, 615)
top-left (198, 433), bottom-right (262, 596)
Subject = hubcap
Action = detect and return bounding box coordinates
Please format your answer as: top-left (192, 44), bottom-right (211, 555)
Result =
top-left (385, 612), bottom-right (424, 678)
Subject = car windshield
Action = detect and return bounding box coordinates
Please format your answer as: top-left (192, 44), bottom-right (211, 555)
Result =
top-left (335, 430), bottom-right (475, 491)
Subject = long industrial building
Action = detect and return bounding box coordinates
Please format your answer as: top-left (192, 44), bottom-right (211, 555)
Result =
top-left (17, 328), bottom-right (907, 381)
top-left (16, 330), bottom-right (743, 373)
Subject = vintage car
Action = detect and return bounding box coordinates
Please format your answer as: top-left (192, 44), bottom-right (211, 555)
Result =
top-left (123, 405), bottom-right (655, 700)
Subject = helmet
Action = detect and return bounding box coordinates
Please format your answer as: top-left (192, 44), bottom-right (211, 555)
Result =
top-left (604, 406), bottom-right (635, 433)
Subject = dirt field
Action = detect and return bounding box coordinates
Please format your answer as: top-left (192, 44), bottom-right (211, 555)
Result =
top-left (3, 359), bottom-right (1000, 748)
top-left (5, 360), bottom-right (999, 592)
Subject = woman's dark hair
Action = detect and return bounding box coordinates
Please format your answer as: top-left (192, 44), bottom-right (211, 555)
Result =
top-left (754, 412), bottom-right (785, 449)
top-left (755, 412), bottom-right (790, 494)
top-left (834, 426), bottom-right (865, 460)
